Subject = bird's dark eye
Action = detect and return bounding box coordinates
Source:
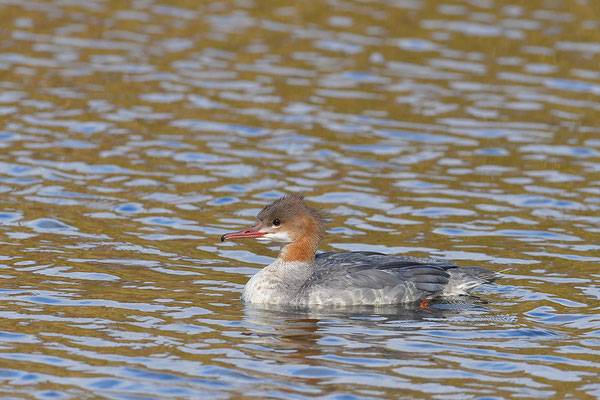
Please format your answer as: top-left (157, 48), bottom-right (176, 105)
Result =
top-left (273, 218), bottom-right (280, 226)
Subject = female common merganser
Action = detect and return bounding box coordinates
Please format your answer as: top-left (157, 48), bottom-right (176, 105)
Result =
top-left (221, 194), bottom-right (499, 307)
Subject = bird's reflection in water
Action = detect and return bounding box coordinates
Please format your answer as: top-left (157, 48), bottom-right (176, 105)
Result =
top-left (241, 296), bottom-right (494, 366)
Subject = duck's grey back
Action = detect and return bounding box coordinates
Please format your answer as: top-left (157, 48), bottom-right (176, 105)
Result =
top-left (291, 251), bottom-right (496, 306)
top-left (315, 251), bottom-right (459, 268)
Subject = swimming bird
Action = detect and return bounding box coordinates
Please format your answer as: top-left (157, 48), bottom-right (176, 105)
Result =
top-left (221, 194), bottom-right (499, 307)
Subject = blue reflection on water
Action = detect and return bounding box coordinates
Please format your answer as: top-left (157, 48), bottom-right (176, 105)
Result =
top-left (55, 140), bottom-right (96, 149)
top-left (28, 219), bottom-right (72, 230)
top-left (476, 148), bottom-right (510, 155)
top-left (114, 202), bottom-right (146, 213)
top-left (313, 40), bottom-right (363, 54)
top-left (171, 119), bottom-right (268, 137)
top-left (0, 212), bottom-right (22, 225)
top-left (376, 129), bottom-right (454, 143)
top-left (545, 78), bottom-right (600, 93)
top-left (434, 227), bottom-right (580, 241)
top-left (208, 197), bottom-right (240, 206)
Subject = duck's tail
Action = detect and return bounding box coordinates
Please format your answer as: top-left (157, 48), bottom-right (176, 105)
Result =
top-left (442, 267), bottom-right (501, 296)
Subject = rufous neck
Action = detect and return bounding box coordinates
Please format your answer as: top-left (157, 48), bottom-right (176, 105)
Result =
top-left (280, 237), bottom-right (318, 263)
top-left (279, 214), bottom-right (324, 263)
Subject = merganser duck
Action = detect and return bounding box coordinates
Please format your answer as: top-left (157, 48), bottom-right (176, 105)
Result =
top-left (221, 194), bottom-right (499, 307)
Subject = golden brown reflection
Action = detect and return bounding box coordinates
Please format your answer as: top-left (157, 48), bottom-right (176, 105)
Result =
top-left (0, 0), bottom-right (598, 398)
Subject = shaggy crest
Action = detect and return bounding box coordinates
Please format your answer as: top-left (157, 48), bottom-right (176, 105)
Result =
top-left (257, 194), bottom-right (329, 242)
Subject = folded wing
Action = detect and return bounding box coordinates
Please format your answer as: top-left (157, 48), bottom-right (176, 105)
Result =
top-left (296, 251), bottom-right (462, 305)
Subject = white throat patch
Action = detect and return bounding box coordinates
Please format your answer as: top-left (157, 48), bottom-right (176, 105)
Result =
top-left (257, 231), bottom-right (292, 243)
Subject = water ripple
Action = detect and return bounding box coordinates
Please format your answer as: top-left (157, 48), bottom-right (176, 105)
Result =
top-left (0, 0), bottom-right (598, 398)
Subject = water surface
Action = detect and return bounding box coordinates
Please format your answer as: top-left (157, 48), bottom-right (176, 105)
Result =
top-left (0, 0), bottom-right (599, 398)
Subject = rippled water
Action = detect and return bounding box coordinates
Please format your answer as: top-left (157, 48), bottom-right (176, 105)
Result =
top-left (0, 0), bottom-right (599, 398)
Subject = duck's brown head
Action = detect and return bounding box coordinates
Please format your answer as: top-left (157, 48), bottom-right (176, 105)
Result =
top-left (221, 194), bottom-right (328, 262)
